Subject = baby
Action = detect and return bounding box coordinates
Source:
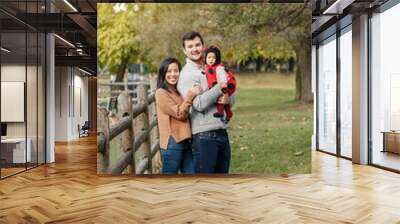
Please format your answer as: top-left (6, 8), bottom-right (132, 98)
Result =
top-left (204, 45), bottom-right (236, 122)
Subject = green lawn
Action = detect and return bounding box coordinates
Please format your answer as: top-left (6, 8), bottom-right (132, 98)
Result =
top-left (106, 72), bottom-right (312, 175)
top-left (228, 73), bottom-right (312, 174)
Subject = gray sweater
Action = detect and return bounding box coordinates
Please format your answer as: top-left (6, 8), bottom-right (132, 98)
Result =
top-left (177, 58), bottom-right (233, 135)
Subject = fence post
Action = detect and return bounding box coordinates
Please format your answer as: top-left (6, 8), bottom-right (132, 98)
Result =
top-left (117, 91), bottom-right (135, 174)
top-left (97, 107), bottom-right (110, 174)
top-left (135, 83), bottom-right (151, 174)
top-left (149, 76), bottom-right (161, 173)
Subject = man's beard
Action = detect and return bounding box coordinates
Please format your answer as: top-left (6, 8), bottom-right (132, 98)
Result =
top-left (190, 54), bottom-right (203, 64)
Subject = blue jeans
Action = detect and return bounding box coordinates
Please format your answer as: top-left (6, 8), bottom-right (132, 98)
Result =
top-left (192, 129), bottom-right (231, 174)
top-left (160, 137), bottom-right (194, 174)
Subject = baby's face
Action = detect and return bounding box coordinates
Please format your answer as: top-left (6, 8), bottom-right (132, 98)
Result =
top-left (206, 52), bottom-right (216, 66)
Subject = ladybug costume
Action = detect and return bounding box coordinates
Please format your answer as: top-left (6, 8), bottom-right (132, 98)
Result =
top-left (204, 46), bottom-right (237, 121)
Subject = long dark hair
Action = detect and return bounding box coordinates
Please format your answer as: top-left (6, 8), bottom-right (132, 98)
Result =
top-left (157, 58), bottom-right (182, 91)
top-left (205, 45), bottom-right (221, 65)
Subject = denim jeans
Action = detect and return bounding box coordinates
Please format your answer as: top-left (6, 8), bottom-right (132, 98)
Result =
top-left (160, 137), bottom-right (194, 174)
top-left (192, 129), bottom-right (231, 174)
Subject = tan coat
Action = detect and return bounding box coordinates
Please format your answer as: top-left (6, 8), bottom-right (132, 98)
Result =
top-left (155, 88), bottom-right (196, 149)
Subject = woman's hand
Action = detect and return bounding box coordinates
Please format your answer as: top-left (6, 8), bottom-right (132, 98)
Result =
top-left (189, 85), bottom-right (202, 95)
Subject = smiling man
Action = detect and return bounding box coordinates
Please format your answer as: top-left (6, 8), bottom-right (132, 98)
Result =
top-left (177, 31), bottom-right (233, 174)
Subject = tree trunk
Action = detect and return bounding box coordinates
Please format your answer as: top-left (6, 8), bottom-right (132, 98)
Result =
top-left (111, 56), bottom-right (129, 98)
top-left (256, 57), bottom-right (262, 72)
top-left (116, 56), bottom-right (129, 82)
top-left (294, 36), bottom-right (313, 103)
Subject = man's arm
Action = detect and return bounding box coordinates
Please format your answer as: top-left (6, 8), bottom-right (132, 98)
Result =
top-left (177, 70), bottom-right (193, 101)
top-left (177, 68), bottom-right (223, 112)
top-left (217, 92), bottom-right (235, 106)
top-left (191, 84), bottom-right (223, 112)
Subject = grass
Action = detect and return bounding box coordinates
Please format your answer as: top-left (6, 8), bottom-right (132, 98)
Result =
top-left (106, 72), bottom-right (312, 175)
top-left (228, 72), bottom-right (312, 174)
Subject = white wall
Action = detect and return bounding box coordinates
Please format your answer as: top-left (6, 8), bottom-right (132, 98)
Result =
top-left (70, 72), bottom-right (89, 139)
top-left (55, 67), bottom-right (69, 141)
top-left (1, 65), bottom-right (38, 137)
top-left (1, 65), bottom-right (26, 141)
top-left (55, 67), bottom-right (89, 141)
top-left (1, 63), bottom-right (46, 164)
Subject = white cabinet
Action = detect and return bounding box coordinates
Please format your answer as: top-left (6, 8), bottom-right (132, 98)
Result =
top-left (1, 138), bottom-right (32, 163)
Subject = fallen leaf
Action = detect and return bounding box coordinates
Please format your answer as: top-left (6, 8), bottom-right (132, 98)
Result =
top-left (240, 146), bottom-right (249, 151)
top-left (294, 151), bottom-right (304, 156)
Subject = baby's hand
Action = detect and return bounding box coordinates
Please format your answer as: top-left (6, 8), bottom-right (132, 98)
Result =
top-left (220, 82), bottom-right (228, 89)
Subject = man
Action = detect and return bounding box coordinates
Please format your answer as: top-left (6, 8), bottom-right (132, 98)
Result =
top-left (177, 31), bottom-right (233, 174)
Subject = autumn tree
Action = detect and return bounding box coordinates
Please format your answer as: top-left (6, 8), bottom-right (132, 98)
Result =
top-left (209, 3), bottom-right (312, 103)
top-left (98, 3), bottom-right (312, 103)
top-left (98, 3), bottom-right (149, 81)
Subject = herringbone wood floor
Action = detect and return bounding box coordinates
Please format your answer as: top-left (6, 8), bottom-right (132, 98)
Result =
top-left (1, 135), bottom-right (399, 223)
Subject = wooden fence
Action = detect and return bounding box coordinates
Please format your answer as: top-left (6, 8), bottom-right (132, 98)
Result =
top-left (97, 77), bottom-right (160, 175)
top-left (97, 80), bottom-right (149, 108)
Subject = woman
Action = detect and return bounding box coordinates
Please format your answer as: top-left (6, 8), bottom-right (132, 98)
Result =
top-left (155, 58), bottom-right (201, 174)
